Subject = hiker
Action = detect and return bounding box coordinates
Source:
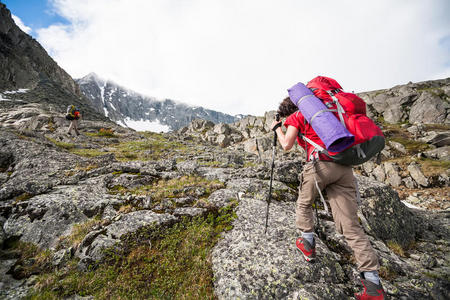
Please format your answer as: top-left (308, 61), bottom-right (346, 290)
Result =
top-left (271, 96), bottom-right (387, 299)
top-left (66, 105), bottom-right (81, 136)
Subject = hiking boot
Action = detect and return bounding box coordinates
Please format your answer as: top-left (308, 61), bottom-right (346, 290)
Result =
top-left (296, 237), bottom-right (316, 262)
top-left (355, 278), bottom-right (387, 300)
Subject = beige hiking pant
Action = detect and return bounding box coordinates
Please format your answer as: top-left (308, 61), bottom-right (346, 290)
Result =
top-left (297, 160), bottom-right (379, 272)
top-left (68, 119), bottom-right (79, 135)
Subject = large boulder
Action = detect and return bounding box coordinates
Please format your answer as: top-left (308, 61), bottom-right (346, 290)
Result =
top-left (356, 175), bottom-right (416, 247)
top-left (409, 91), bottom-right (449, 124)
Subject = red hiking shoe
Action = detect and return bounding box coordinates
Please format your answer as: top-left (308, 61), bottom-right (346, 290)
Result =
top-left (355, 279), bottom-right (387, 300)
top-left (295, 237), bottom-right (316, 262)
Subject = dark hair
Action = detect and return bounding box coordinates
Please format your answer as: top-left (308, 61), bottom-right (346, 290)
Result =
top-left (277, 97), bottom-right (298, 118)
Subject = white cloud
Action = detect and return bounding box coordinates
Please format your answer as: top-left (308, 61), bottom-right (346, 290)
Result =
top-left (36, 0), bottom-right (450, 116)
top-left (12, 14), bottom-right (32, 34)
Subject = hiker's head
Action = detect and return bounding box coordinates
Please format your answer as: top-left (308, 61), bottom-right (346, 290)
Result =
top-left (277, 97), bottom-right (298, 118)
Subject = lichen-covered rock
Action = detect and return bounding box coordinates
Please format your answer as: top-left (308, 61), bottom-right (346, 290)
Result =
top-left (356, 175), bottom-right (416, 247)
top-left (3, 177), bottom-right (124, 248)
top-left (212, 197), bottom-right (349, 300)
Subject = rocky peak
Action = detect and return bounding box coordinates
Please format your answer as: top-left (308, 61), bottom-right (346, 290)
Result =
top-left (76, 73), bottom-right (239, 131)
top-left (0, 3), bottom-right (80, 96)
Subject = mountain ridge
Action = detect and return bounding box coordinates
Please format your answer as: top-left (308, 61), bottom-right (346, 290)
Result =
top-left (77, 72), bottom-right (240, 132)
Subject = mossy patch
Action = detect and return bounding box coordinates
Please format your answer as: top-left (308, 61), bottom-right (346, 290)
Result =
top-left (69, 148), bottom-right (106, 157)
top-left (46, 137), bottom-right (76, 150)
top-left (14, 192), bottom-right (33, 203)
top-left (388, 137), bottom-right (431, 154)
top-left (387, 240), bottom-right (406, 257)
top-left (417, 158), bottom-right (450, 177)
top-left (27, 208), bottom-right (236, 299)
top-left (112, 134), bottom-right (188, 161)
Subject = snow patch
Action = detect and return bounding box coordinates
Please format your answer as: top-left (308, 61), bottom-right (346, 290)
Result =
top-left (103, 106), bottom-right (109, 117)
top-left (4, 89), bottom-right (29, 94)
top-left (0, 94), bottom-right (10, 101)
top-left (122, 118), bottom-right (170, 133)
top-left (401, 200), bottom-right (424, 210)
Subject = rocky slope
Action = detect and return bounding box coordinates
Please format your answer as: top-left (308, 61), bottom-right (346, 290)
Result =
top-left (0, 81), bottom-right (449, 298)
top-left (76, 73), bottom-right (239, 131)
top-left (0, 3), bottom-right (449, 299)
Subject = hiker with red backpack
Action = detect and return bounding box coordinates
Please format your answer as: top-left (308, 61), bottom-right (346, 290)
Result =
top-left (66, 105), bottom-right (81, 136)
top-left (271, 76), bottom-right (387, 300)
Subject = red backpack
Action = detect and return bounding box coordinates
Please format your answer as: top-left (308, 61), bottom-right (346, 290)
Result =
top-left (303, 76), bottom-right (385, 165)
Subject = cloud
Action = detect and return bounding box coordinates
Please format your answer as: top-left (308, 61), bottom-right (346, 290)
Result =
top-left (12, 14), bottom-right (32, 34)
top-left (36, 0), bottom-right (450, 116)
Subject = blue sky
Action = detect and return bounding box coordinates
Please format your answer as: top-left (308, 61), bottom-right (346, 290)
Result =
top-left (3, 0), bottom-right (450, 116)
top-left (3, 0), bottom-right (68, 33)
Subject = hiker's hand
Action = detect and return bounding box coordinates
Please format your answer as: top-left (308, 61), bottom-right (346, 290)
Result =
top-left (271, 120), bottom-right (282, 132)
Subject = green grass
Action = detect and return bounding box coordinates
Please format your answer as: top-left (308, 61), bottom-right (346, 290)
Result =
top-left (14, 192), bottom-right (33, 202)
top-left (85, 128), bottom-right (117, 138)
top-left (388, 137), bottom-right (431, 154)
top-left (112, 135), bottom-right (188, 161)
top-left (69, 148), bottom-right (106, 157)
top-left (417, 158), bottom-right (450, 177)
top-left (27, 208), bottom-right (236, 299)
top-left (417, 87), bottom-right (447, 100)
top-left (46, 137), bottom-right (76, 150)
top-left (57, 217), bottom-right (103, 250)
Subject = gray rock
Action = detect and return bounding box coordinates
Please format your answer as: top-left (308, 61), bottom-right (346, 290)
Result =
top-left (372, 164), bottom-right (386, 183)
top-left (212, 197), bottom-right (348, 300)
top-left (226, 178), bottom-right (297, 202)
top-left (52, 248), bottom-right (74, 268)
top-left (384, 162), bottom-right (402, 187)
top-left (402, 176), bottom-right (416, 189)
top-left (383, 103), bottom-right (406, 123)
top-left (409, 91), bottom-right (449, 124)
top-left (213, 123), bottom-right (231, 135)
top-left (424, 132), bottom-right (450, 147)
top-left (407, 163), bottom-right (429, 187)
top-left (207, 189), bottom-right (238, 209)
top-left (420, 254), bottom-right (437, 269)
top-left (216, 134), bottom-right (230, 148)
top-left (424, 146), bottom-right (450, 161)
top-left (389, 141), bottom-right (407, 154)
top-left (176, 160), bottom-right (199, 175)
top-left (273, 159), bottom-right (303, 184)
top-left (356, 175), bottom-right (416, 247)
top-left (104, 210), bottom-right (177, 240)
top-left (197, 167), bottom-right (231, 182)
top-left (243, 139), bottom-right (258, 154)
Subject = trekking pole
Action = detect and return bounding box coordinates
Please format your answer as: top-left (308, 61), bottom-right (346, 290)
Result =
top-left (264, 113), bottom-right (280, 234)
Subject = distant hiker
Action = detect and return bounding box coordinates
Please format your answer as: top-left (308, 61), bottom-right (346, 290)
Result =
top-left (271, 77), bottom-right (387, 300)
top-left (66, 105), bottom-right (81, 136)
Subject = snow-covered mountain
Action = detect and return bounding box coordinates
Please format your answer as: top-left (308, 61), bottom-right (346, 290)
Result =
top-left (76, 73), bottom-right (238, 132)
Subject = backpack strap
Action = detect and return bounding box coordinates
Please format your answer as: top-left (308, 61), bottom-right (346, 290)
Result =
top-left (297, 94), bottom-right (317, 106)
top-left (355, 144), bottom-right (367, 159)
top-left (310, 108), bottom-right (337, 123)
top-left (326, 90), bottom-right (346, 127)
